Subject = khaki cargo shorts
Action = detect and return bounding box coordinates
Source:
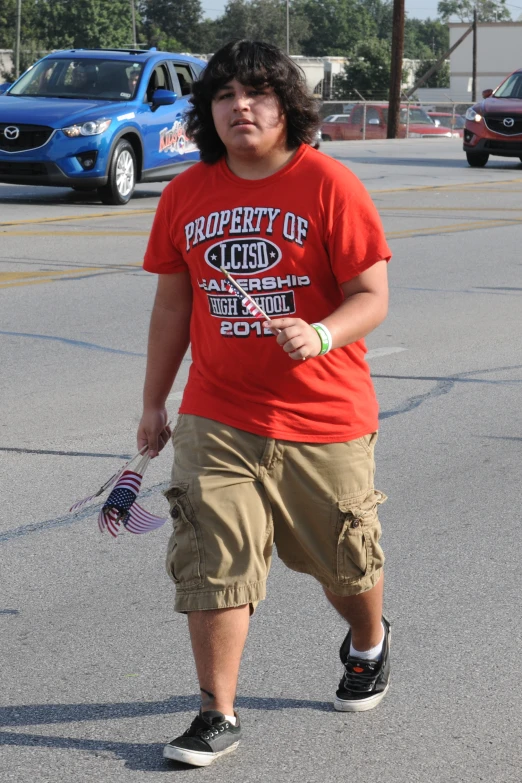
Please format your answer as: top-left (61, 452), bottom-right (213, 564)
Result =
top-left (165, 414), bottom-right (386, 613)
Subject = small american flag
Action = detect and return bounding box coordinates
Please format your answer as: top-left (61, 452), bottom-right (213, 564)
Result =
top-left (224, 279), bottom-right (265, 319)
top-left (71, 448), bottom-right (168, 538)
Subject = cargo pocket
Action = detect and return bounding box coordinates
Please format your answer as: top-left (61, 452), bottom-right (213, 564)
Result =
top-left (336, 490), bottom-right (386, 584)
top-left (164, 485), bottom-right (205, 588)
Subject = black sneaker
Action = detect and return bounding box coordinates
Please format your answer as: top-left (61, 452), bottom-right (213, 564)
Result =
top-left (163, 710), bottom-right (241, 767)
top-left (334, 616), bottom-right (391, 712)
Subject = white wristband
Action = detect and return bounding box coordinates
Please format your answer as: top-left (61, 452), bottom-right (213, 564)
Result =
top-left (311, 322), bottom-right (333, 355)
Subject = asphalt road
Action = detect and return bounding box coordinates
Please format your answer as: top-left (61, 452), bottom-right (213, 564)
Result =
top-left (1, 138), bottom-right (522, 783)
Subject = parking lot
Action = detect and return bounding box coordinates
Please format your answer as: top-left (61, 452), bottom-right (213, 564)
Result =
top-left (1, 138), bottom-right (522, 783)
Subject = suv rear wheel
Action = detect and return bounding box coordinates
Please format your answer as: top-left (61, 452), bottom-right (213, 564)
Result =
top-left (466, 151), bottom-right (489, 168)
top-left (98, 140), bottom-right (136, 205)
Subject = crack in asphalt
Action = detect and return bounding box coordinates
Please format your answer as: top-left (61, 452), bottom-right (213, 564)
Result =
top-left (377, 364), bottom-right (522, 420)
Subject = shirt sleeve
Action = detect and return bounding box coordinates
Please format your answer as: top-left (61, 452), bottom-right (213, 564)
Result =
top-left (327, 175), bottom-right (392, 285)
top-left (143, 185), bottom-right (188, 274)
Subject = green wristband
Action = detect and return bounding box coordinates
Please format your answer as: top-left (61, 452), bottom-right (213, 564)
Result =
top-left (311, 322), bottom-right (332, 356)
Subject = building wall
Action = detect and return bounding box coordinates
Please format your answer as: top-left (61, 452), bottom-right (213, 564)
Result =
top-left (0, 50), bottom-right (14, 80)
top-left (450, 22), bottom-right (522, 100)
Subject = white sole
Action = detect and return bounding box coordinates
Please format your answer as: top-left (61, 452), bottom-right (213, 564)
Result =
top-left (334, 682), bottom-right (390, 712)
top-left (163, 740), bottom-right (240, 767)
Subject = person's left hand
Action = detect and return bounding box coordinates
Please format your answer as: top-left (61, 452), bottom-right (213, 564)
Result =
top-left (264, 318), bottom-right (323, 361)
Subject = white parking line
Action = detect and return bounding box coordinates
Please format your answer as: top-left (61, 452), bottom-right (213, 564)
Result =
top-left (367, 347), bottom-right (407, 359)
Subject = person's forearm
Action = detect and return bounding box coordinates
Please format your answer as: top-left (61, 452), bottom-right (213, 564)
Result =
top-left (322, 291), bottom-right (388, 349)
top-left (143, 301), bottom-right (191, 410)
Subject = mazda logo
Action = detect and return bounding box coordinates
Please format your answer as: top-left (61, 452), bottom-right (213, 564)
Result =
top-left (503, 118), bottom-right (515, 128)
top-left (4, 125), bottom-right (20, 140)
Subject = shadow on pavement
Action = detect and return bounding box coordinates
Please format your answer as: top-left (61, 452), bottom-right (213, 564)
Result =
top-left (0, 188), bottom-right (161, 206)
top-left (0, 695), bottom-right (333, 772)
top-left (335, 155), bottom-right (522, 169)
top-left (0, 694), bottom-right (333, 728)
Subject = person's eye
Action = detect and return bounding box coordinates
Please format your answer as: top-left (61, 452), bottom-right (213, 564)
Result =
top-left (217, 91), bottom-right (233, 100)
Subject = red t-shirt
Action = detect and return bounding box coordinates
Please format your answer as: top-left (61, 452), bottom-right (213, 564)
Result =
top-left (144, 144), bottom-right (391, 442)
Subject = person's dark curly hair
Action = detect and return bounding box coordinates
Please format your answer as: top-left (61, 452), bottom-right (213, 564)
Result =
top-left (186, 40), bottom-right (320, 164)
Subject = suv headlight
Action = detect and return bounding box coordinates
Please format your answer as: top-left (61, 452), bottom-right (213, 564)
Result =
top-left (465, 107), bottom-right (482, 122)
top-left (62, 118), bottom-right (112, 138)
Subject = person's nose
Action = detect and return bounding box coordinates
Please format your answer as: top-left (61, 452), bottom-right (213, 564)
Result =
top-left (232, 91), bottom-right (250, 112)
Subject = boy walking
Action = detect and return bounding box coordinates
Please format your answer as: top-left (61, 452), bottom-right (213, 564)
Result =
top-left (138, 39), bottom-right (392, 767)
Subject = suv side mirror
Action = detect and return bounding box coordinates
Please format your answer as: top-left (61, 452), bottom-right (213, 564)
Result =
top-left (368, 118), bottom-right (380, 125)
top-left (152, 88), bottom-right (177, 107)
top-left (0, 83), bottom-right (12, 95)
top-left (482, 88), bottom-right (493, 99)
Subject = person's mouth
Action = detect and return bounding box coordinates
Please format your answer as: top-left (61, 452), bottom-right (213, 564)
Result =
top-left (231, 119), bottom-right (255, 127)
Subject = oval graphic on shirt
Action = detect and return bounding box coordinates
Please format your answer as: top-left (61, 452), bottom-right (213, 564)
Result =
top-left (204, 237), bottom-right (282, 275)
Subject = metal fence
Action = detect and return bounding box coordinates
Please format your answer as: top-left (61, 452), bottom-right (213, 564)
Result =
top-left (319, 99), bottom-right (475, 140)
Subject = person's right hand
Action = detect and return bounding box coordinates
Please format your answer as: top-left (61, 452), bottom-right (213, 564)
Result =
top-left (137, 407), bottom-right (172, 458)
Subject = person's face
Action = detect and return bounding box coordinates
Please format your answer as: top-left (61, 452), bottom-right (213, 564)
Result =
top-left (72, 68), bottom-right (87, 87)
top-left (211, 79), bottom-right (287, 158)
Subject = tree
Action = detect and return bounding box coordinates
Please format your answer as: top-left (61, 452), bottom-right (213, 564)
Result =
top-left (358, 0), bottom-right (393, 41)
top-left (437, 0), bottom-right (511, 22)
top-left (45, 0), bottom-right (136, 49)
top-left (333, 37), bottom-right (392, 100)
top-left (141, 0), bottom-right (204, 51)
top-left (414, 58), bottom-right (450, 87)
top-left (404, 18), bottom-right (449, 59)
top-left (209, 0), bottom-right (309, 54)
top-left (296, 0), bottom-right (376, 56)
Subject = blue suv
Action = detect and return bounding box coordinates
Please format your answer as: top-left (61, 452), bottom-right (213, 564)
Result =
top-left (0, 48), bottom-right (205, 204)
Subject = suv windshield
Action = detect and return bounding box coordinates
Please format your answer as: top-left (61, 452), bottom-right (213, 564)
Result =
top-left (8, 58), bottom-right (143, 101)
top-left (494, 73), bottom-right (522, 99)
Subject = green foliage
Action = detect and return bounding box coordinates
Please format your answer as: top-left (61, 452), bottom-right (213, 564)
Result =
top-left (141, 0), bottom-right (203, 51)
top-left (295, 0), bottom-right (377, 56)
top-left (333, 37), bottom-right (392, 100)
top-left (207, 0), bottom-right (309, 54)
top-left (414, 58), bottom-right (450, 87)
top-left (45, 0), bottom-right (135, 49)
top-left (437, 0), bottom-right (511, 22)
top-left (404, 18), bottom-right (449, 59)
top-left (357, 0), bottom-right (393, 41)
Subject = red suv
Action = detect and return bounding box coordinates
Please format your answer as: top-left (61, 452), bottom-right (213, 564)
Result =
top-left (464, 68), bottom-right (522, 167)
top-left (320, 103), bottom-right (453, 141)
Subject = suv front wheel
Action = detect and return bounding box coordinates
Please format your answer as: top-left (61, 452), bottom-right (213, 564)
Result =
top-left (466, 151), bottom-right (489, 168)
top-left (98, 140), bottom-right (136, 205)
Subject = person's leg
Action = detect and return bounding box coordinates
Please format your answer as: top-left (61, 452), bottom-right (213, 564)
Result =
top-left (188, 605), bottom-right (250, 716)
top-left (163, 416), bottom-right (274, 765)
top-left (323, 571), bottom-right (384, 651)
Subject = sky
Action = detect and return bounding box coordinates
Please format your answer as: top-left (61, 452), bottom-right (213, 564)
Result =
top-left (200, 0), bottom-right (442, 22)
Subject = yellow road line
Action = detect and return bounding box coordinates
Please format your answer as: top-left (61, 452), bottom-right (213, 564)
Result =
top-left (0, 268), bottom-right (101, 281)
top-left (380, 206), bottom-right (522, 212)
top-left (1, 230), bottom-right (149, 236)
top-left (369, 177), bottom-right (522, 194)
top-left (0, 262), bottom-right (143, 288)
top-left (388, 217), bottom-right (522, 238)
top-left (0, 208), bottom-right (156, 228)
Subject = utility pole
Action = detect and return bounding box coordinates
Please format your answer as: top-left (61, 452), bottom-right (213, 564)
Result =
top-left (387, 0), bottom-right (405, 139)
top-left (130, 0), bottom-right (137, 49)
top-left (15, 0), bottom-right (22, 79)
top-left (472, 8), bottom-right (477, 102)
top-left (286, 0), bottom-right (290, 55)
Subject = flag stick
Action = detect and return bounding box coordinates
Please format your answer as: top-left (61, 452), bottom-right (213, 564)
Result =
top-left (220, 267), bottom-right (272, 320)
top-left (219, 267), bottom-right (281, 335)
